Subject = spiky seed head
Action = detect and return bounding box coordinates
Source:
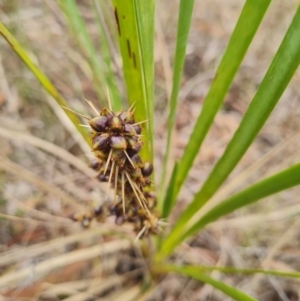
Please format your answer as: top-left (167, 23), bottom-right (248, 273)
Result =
top-left (132, 124), bottom-right (142, 135)
top-left (141, 161), bottom-right (153, 177)
top-left (107, 116), bottom-right (124, 132)
top-left (89, 115), bottom-right (108, 132)
top-left (109, 135), bottom-right (127, 150)
top-left (92, 133), bottom-right (109, 151)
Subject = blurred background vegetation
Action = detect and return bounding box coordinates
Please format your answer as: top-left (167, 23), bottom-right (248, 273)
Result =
top-left (1, 0), bottom-right (300, 300)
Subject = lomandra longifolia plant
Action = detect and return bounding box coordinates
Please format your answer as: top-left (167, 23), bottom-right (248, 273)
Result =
top-left (2, 0), bottom-right (300, 299)
top-left (65, 100), bottom-right (163, 239)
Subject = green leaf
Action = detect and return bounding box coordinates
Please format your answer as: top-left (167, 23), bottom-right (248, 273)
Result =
top-left (157, 4), bottom-right (300, 260)
top-left (164, 0), bottom-right (272, 213)
top-left (162, 162), bottom-right (178, 218)
top-left (134, 0), bottom-right (155, 159)
top-left (186, 163), bottom-right (300, 237)
top-left (58, 0), bottom-right (121, 111)
top-left (91, 0), bottom-right (122, 110)
top-left (0, 22), bottom-right (90, 145)
top-left (111, 0), bottom-right (154, 161)
top-left (159, 0), bottom-right (195, 209)
top-left (159, 265), bottom-right (258, 301)
top-left (157, 264), bottom-right (300, 279)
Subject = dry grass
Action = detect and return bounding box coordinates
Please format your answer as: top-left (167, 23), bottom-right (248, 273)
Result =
top-left (1, 0), bottom-right (300, 300)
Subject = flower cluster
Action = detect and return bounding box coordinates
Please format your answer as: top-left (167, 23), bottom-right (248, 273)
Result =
top-left (70, 103), bottom-right (162, 238)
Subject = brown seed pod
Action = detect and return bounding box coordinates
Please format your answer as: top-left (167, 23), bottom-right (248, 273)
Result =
top-left (107, 116), bottom-right (124, 132)
top-left (97, 173), bottom-right (108, 182)
top-left (141, 161), bottom-right (153, 177)
top-left (126, 137), bottom-right (142, 156)
top-left (89, 115), bottom-right (108, 132)
top-left (132, 124), bottom-right (142, 135)
top-left (109, 135), bottom-right (127, 150)
top-left (90, 159), bottom-right (101, 171)
top-left (92, 133), bottom-right (109, 151)
top-left (124, 123), bottom-right (136, 136)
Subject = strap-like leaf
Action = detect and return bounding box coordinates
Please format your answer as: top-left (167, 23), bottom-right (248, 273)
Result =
top-left (158, 265), bottom-right (258, 301)
top-left (186, 163), bottom-right (300, 237)
top-left (162, 162), bottom-right (178, 217)
top-left (159, 0), bottom-right (195, 209)
top-left (158, 4), bottom-right (300, 260)
top-left (163, 0), bottom-right (272, 213)
top-left (157, 264), bottom-right (300, 279)
top-left (111, 0), bottom-right (154, 161)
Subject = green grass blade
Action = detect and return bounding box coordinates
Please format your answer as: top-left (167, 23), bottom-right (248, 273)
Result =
top-left (0, 22), bottom-right (90, 145)
top-left (162, 162), bottom-right (178, 218)
top-left (134, 0), bottom-right (155, 159)
top-left (156, 264), bottom-right (300, 279)
top-left (185, 163), bottom-right (300, 237)
top-left (159, 0), bottom-right (195, 208)
top-left (164, 0), bottom-right (272, 213)
top-left (158, 265), bottom-right (258, 301)
top-left (91, 0), bottom-right (120, 110)
top-left (157, 4), bottom-right (300, 260)
top-left (111, 0), bottom-right (154, 161)
top-left (58, 0), bottom-right (121, 110)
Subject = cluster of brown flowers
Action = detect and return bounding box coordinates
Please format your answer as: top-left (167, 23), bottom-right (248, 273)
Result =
top-left (68, 101), bottom-right (162, 239)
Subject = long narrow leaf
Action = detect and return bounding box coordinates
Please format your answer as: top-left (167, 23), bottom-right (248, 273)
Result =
top-left (158, 4), bottom-right (300, 260)
top-left (162, 162), bottom-right (178, 217)
top-left (134, 0), bottom-right (155, 159)
top-left (58, 0), bottom-right (121, 110)
top-left (185, 163), bottom-right (300, 237)
top-left (0, 22), bottom-right (90, 145)
top-left (111, 0), bottom-right (153, 161)
top-left (159, 0), bottom-right (195, 209)
top-left (164, 0), bottom-right (272, 213)
top-left (156, 264), bottom-right (300, 279)
top-left (158, 265), bottom-right (258, 301)
top-left (92, 0), bottom-right (121, 110)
